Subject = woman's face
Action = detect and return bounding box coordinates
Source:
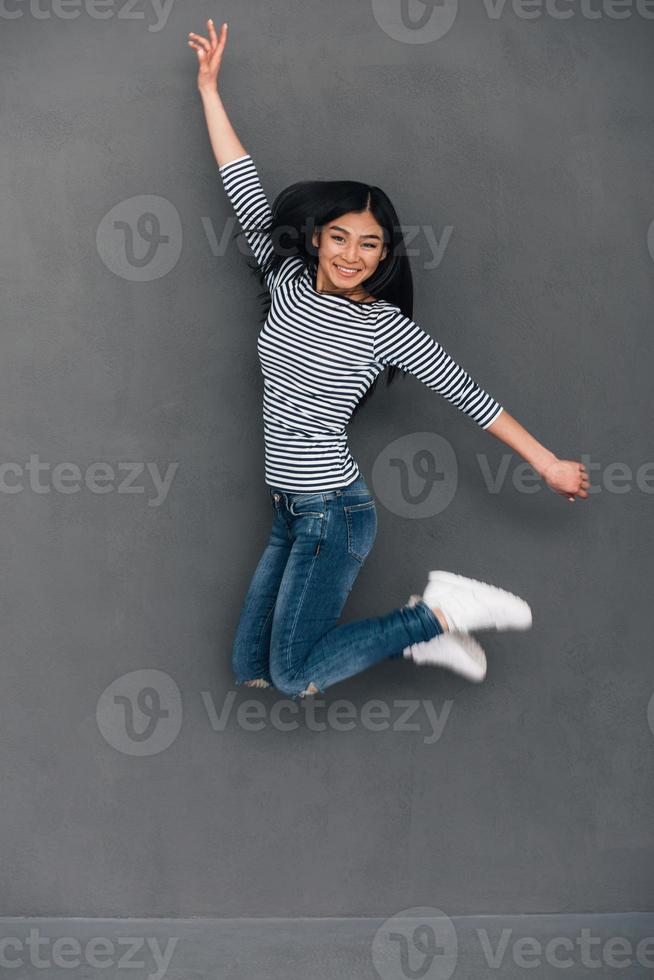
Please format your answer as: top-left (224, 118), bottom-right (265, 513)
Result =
top-left (311, 210), bottom-right (388, 298)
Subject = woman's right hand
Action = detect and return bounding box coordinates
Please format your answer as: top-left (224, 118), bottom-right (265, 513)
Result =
top-left (188, 18), bottom-right (227, 94)
top-left (542, 458), bottom-right (590, 502)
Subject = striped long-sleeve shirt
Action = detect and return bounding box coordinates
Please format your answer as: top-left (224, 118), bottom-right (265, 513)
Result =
top-left (218, 153), bottom-right (504, 491)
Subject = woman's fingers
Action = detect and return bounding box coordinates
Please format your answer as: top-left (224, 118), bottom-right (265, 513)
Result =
top-left (212, 22), bottom-right (228, 65)
top-left (188, 22), bottom-right (226, 76)
top-left (188, 31), bottom-right (211, 52)
top-left (208, 18), bottom-right (226, 49)
top-left (564, 485), bottom-right (589, 500)
top-left (561, 459), bottom-right (589, 500)
top-left (188, 39), bottom-right (208, 64)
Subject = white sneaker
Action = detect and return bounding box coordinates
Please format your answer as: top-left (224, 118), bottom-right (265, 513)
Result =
top-left (423, 570), bottom-right (532, 633)
top-left (403, 595), bottom-right (487, 683)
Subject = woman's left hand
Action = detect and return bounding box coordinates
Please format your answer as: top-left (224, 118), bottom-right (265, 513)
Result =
top-left (542, 458), bottom-right (590, 502)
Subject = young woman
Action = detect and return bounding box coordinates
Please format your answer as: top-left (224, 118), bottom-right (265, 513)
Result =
top-left (188, 20), bottom-right (590, 699)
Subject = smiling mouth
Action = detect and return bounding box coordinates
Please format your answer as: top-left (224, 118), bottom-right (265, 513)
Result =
top-left (334, 264), bottom-right (361, 278)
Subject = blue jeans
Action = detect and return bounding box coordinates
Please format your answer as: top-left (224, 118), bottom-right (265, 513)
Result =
top-left (231, 474), bottom-right (443, 698)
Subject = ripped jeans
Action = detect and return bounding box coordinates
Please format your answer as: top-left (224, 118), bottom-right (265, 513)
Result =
top-left (231, 474), bottom-right (443, 699)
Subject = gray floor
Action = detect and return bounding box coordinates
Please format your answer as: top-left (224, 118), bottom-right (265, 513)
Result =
top-left (1, 913), bottom-right (653, 979)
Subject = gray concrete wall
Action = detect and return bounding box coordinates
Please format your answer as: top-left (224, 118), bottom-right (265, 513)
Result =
top-left (1, 0), bottom-right (653, 922)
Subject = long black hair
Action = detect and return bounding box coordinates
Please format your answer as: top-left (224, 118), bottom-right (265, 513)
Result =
top-left (232, 173), bottom-right (414, 420)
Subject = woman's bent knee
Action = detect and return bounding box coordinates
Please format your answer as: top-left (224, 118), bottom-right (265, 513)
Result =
top-left (269, 672), bottom-right (297, 697)
top-left (270, 668), bottom-right (318, 699)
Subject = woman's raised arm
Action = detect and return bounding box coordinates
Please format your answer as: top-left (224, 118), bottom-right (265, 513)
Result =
top-left (188, 20), bottom-right (247, 167)
top-left (189, 19), bottom-right (283, 292)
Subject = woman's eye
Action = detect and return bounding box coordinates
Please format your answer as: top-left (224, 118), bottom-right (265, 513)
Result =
top-left (331, 235), bottom-right (377, 250)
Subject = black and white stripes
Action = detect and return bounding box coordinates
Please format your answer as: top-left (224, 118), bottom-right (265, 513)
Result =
top-left (219, 153), bottom-right (504, 491)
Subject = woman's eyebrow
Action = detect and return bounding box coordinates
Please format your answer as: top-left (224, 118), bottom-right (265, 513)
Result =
top-left (329, 224), bottom-right (383, 241)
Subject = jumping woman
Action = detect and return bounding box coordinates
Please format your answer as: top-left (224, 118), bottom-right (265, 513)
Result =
top-left (188, 19), bottom-right (590, 699)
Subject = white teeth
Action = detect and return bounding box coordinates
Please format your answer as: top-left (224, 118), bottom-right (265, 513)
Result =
top-left (336, 265), bottom-right (358, 274)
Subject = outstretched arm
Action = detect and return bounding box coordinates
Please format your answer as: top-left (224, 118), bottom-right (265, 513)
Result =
top-left (374, 306), bottom-right (590, 502)
top-left (189, 20), bottom-right (280, 290)
top-left (484, 409), bottom-right (589, 502)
